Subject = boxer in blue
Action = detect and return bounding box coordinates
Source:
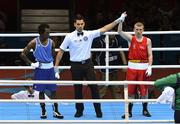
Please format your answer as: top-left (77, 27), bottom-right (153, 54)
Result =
top-left (20, 24), bottom-right (63, 119)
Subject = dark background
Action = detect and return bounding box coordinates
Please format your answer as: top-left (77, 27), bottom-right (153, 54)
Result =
top-left (0, 0), bottom-right (179, 32)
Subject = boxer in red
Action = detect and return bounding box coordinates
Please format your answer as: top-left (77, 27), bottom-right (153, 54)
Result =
top-left (118, 12), bottom-right (153, 118)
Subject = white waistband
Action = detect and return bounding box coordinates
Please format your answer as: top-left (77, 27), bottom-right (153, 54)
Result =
top-left (128, 61), bottom-right (148, 70)
top-left (39, 62), bottom-right (53, 69)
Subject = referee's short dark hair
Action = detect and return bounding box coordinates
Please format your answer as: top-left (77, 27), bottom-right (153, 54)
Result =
top-left (38, 23), bottom-right (50, 34)
top-left (73, 14), bottom-right (85, 23)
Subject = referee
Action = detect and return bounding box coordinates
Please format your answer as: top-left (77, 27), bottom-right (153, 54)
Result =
top-left (55, 12), bottom-right (126, 118)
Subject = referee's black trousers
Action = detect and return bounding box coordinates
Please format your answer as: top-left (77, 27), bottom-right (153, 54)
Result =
top-left (70, 60), bottom-right (101, 113)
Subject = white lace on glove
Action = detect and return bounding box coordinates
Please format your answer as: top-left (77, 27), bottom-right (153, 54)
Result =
top-left (31, 62), bottom-right (39, 69)
top-left (145, 66), bottom-right (152, 76)
top-left (115, 12), bottom-right (127, 23)
top-left (54, 67), bottom-right (60, 79)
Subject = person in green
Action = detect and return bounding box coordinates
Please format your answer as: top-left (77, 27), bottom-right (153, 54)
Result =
top-left (154, 72), bottom-right (180, 123)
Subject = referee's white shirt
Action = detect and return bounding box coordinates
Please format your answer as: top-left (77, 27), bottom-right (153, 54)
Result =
top-left (60, 30), bottom-right (101, 62)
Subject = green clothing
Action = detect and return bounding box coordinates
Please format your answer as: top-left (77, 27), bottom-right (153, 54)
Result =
top-left (154, 72), bottom-right (180, 110)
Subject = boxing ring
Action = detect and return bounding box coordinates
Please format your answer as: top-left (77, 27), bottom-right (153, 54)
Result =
top-left (0, 31), bottom-right (180, 123)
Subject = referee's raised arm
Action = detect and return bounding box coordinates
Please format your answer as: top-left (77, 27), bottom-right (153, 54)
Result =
top-left (99, 11), bottom-right (127, 33)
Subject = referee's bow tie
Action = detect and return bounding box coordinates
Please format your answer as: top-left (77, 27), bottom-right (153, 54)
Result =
top-left (28, 94), bottom-right (34, 97)
top-left (77, 32), bottom-right (84, 36)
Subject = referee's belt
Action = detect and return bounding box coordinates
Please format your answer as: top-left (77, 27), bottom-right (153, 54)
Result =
top-left (129, 60), bottom-right (148, 63)
top-left (71, 58), bottom-right (91, 64)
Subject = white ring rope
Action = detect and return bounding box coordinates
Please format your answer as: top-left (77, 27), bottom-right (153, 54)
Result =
top-left (0, 65), bottom-right (180, 70)
top-left (0, 120), bottom-right (174, 123)
top-left (0, 80), bottom-right (154, 85)
top-left (0, 47), bottom-right (180, 52)
top-left (0, 30), bottom-right (180, 37)
top-left (0, 99), bottom-right (157, 103)
top-left (0, 80), bottom-right (154, 87)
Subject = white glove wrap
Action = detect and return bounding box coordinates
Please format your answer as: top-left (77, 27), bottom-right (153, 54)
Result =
top-left (54, 67), bottom-right (60, 79)
top-left (145, 66), bottom-right (152, 76)
top-left (31, 62), bottom-right (39, 69)
top-left (114, 12), bottom-right (127, 23)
